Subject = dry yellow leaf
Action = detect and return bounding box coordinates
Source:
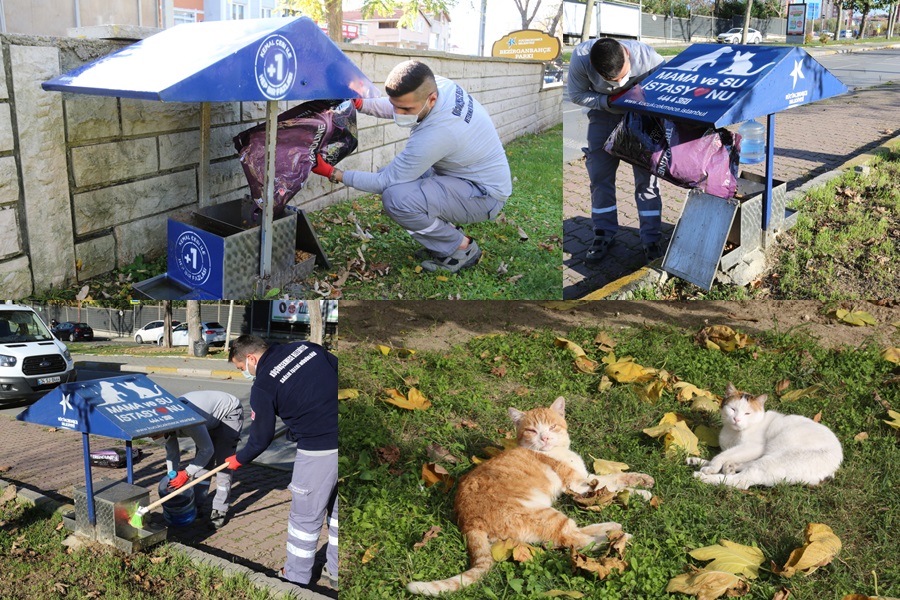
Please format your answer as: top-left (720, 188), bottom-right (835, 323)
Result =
top-left (666, 569), bottom-right (750, 600)
top-left (643, 412), bottom-right (689, 438)
top-left (606, 359), bottom-right (655, 383)
top-left (574, 355), bottom-right (600, 374)
top-left (591, 458), bottom-right (630, 475)
top-left (882, 347), bottom-right (900, 364)
top-left (420, 462), bottom-right (455, 491)
top-left (601, 352), bottom-right (621, 365)
top-left (688, 539), bottom-right (765, 579)
top-left (883, 410), bottom-right (900, 430)
top-left (376, 344), bottom-right (391, 355)
top-left (594, 331), bottom-right (617, 352)
top-left (382, 388), bottom-right (432, 410)
top-left (665, 421), bottom-right (701, 457)
top-left (337, 389), bottom-right (359, 400)
top-left (598, 376), bottom-right (613, 392)
top-left (554, 337), bottom-right (589, 357)
top-left (570, 547), bottom-right (628, 580)
top-left (436, 275), bottom-right (449, 281)
top-left (833, 309), bottom-right (877, 327)
top-left (674, 382), bottom-right (718, 404)
top-left (691, 395), bottom-right (721, 413)
top-left (777, 523), bottom-right (842, 577)
top-left (414, 265), bottom-right (423, 273)
top-left (697, 325), bottom-right (754, 352)
top-left (491, 540), bottom-right (538, 562)
top-left (780, 384), bottom-right (823, 402)
top-left (361, 543), bottom-right (379, 564)
top-left (635, 380), bottom-right (666, 403)
top-left (543, 591), bottom-right (586, 598)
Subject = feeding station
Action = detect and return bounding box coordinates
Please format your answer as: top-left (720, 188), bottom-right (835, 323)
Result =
top-left (17, 374), bottom-right (207, 552)
top-left (41, 17), bottom-right (380, 299)
top-left (612, 43), bottom-right (847, 289)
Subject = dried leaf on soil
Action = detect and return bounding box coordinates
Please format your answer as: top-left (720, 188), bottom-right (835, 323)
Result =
top-left (780, 384), bottom-right (823, 402)
top-left (594, 332), bottom-right (617, 353)
top-left (776, 523), bottom-right (842, 577)
top-left (375, 445), bottom-right (400, 465)
top-left (666, 568), bottom-right (750, 600)
top-left (413, 526), bottom-right (442, 550)
top-left (554, 337), bottom-right (599, 374)
top-left (570, 547), bottom-right (628, 580)
top-left (382, 388), bottom-right (432, 410)
top-left (832, 309), bottom-right (877, 327)
top-left (420, 463), bottom-right (454, 491)
top-left (338, 389), bottom-right (359, 400)
top-left (376, 344), bottom-right (391, 355)
top-left (426, 443), bottom-right (459, 464)
top-left (689, 539), bottom-right (765, 579)
top-left (696, 325), bottom-right (754, 352)
top-left (882, 347), bottom-right (900, 364)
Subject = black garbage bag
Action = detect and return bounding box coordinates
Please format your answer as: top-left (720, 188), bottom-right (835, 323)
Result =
top-left (234, 99), bottom-right (358, 216)
top-left (604, 112), bottom-right (740, 199)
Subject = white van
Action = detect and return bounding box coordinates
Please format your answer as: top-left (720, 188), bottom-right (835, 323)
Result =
top-left (0, 303), bottom-right (76, 403)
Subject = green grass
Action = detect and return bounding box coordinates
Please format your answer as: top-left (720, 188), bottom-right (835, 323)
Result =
top-left (0, 501), bottom-right (278, 599)
top-left (64, 341), bottom-right (228, 358)
top-left (338, 317), bottom-right (900, 599)
top-left (309, 125), bottom-right (563, 300)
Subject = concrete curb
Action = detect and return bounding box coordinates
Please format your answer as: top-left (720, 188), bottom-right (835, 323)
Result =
top-left (76, 360), bottom-right (237, 380)
top-left (581, 133), bottom-right (900, 299)
top-left (0, 478), bottom-right (329, 600)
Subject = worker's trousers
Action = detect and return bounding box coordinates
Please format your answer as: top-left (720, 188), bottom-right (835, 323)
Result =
top-left (282, 448), bottom-right (338, 586)
top-left (200, 405), bottom-right (243, 513)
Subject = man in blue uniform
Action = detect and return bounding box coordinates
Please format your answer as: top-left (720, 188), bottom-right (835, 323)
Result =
top-left (225, 334), bottom-right (338, 591)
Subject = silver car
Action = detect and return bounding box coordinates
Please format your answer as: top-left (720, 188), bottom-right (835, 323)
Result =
top-left (158, 321), bottom-right (226, 347)
top-left (717, 27), bottom-right (763, 44)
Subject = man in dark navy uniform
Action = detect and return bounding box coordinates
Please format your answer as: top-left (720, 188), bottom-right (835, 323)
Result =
top-left (225, 334), bottom-right (338, 590)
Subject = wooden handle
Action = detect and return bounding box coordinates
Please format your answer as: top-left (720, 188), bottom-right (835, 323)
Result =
top-left (142, 461), bottom-right (231, 513)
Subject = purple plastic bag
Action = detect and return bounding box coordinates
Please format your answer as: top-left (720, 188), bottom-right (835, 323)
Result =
top-left (604, 113), bottom-right (740, 199)
top-left (234, 99), bottom-right (358, 216)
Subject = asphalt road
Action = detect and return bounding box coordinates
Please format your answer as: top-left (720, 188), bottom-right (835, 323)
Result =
top-left (563, 47), bottom-right (900, 164)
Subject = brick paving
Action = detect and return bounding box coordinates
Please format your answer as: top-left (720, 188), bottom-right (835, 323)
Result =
top-left (564, 45), bottom-right (900, 299)
top-left (0, 354), bottom-right (334, 599)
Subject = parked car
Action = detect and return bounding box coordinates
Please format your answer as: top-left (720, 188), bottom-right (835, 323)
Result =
top-left (0, 304), bottom-right (77, 403)
top-left (717, 27), bottom-right (763, 44)
top-left (158, 321), bottom-right (226, 347)
top-left (134, 320), bottom-right (180, 344)
top-left (51, 321), bottom-right (94, 342)
top-left (839, 29), bottom-right (855, 38)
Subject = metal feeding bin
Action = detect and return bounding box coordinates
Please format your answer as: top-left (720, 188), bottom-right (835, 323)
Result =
top-left (17, 375), bottom-right (208, 552)
top-left (42, 17), bottom-right (379, 298)
top-left (612, 43), bottom-right (847, 290)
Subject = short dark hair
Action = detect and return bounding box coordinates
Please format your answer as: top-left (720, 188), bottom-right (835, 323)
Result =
top-left (589, 38), bottom-right (626, 80)
top-left (228, 334), bottom-right (269, 362)
top-left (385, 60), bottom-right (437, 98)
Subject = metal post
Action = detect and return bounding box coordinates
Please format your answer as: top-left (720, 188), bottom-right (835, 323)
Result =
top-left (199, 102), bottom-right (211, 207)
top-left (82, 433), bottom-right (95, 526)
top-left (763, 112), bottom-right (775, 235)
top-left (258, 100), bottom-right (279, 296)
top-left (126, 439), bottom-right (134, 484)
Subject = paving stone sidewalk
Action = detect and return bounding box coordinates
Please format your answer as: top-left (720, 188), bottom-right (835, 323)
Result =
top-left (564, 44), bottom-right (900, 299)
top-left (0, 354), bottom-right (334, 599)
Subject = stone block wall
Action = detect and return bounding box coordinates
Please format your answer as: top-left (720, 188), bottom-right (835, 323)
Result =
top-left (0, 34), bottom-right (561, 298)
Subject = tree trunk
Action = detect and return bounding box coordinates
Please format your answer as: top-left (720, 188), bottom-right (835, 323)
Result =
top-left (225, 300), bottom-right (235, 356)
top-left (742, 0), bottom-right (753, 43)
top-left (187, 301), bottom-right (202, 356)
top-left (548, 2), bottom-right (563, 37)
top-left (308, 300), bottom-right (324, 346)
top-left (515, 0), bottom-right (543, 29)
top-left (858, 8), bottom-right (869, 38)
top-left (581, 0), bottom-right (596, 41)
top-left (162, 301), bottom-right (173, 348)
top-left (325, 0), bottom-right (342, 43)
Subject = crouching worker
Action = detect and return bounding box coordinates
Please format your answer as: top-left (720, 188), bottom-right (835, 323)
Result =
top-left (225, 334), bottom-right (338, 591)
top-left (311, 59), bottom-right (512, 274)
top-left (156, 390), bottom-right (244, 529)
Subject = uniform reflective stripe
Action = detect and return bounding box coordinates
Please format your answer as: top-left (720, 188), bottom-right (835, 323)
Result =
top-left (592, 206), bottom-right (616, 214)
top-left (329, 535), bottom-right (338, 546)
top-left (329, 517), bottom-right (338, 527)
top-left (407, 219), bottom-right (445, 236)
top-left (638, 210), bottom-right (661, 217)
top-left (287, 541), bottom-right (316, 558)
top-left (288, 523), bottom-right (320, 542)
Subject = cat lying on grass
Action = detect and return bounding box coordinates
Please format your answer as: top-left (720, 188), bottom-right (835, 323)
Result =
top-left (407, 396), bottom-right (654, 596)
top-left (688, 382), bottom-right (843, 489)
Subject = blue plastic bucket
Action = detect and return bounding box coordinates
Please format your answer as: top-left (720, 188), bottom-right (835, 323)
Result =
top-left (158, 472), bottom-right (196, 527)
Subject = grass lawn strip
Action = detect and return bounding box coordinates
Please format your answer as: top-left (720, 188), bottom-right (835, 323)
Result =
top-left (338, 320), bottom-right (900, 599)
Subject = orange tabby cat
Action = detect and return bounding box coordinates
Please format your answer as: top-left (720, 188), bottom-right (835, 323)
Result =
top-left (406, 397), bottom-right (654, 595)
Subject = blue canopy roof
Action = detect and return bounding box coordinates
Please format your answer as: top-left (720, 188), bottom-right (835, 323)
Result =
top-left (17, 374), bottom-right (208, 440)
top-left (612, 44), bottom-right (847, 127)
top-left (42, 17), bottom-right (379, 102)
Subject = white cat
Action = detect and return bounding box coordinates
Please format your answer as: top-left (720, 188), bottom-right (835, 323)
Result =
top-left (687, 383), bottom-right (843, 489)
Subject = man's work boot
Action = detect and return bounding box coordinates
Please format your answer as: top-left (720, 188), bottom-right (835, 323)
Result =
top-left (420, 239), bottom-right (482, 273)
top-left (584, 233), bottom-right (613, 264)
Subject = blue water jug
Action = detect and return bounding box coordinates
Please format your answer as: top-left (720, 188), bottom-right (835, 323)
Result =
top-left (157, 471), bottom-right (196, 527)
top-left (739, 120), bottom-right (765, 164)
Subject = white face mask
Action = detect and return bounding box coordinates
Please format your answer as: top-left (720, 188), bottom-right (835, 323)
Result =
top-left (241, 357), bottom-right (256, 381)
top-left (393, 96), bottom-right (432, 128)
top-left (605, 68), bottom-right (631, 89)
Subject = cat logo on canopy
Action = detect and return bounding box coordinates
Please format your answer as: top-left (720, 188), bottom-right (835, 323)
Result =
top-left (491, 30), bottom-right (560, 62)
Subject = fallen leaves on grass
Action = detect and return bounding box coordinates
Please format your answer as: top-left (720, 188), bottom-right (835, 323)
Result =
top-left (605, 355), bottom-right (657, 383)
top-left (543, 591), bottom-right (585, 598)
top-left (666, 567), bottom-right (750, 600)
top-left (426, 443), bottom-right (459, 464)
top-left (362, 544), bottom-right (379, 564)
top-left (674, 382), bottom-right (720, 412)
top-left (779, 384), bottom-right (823, 402)
top-left (492, 540), bottom-right (539, 562)
top-left (634, 380), bottom-right (666, 404)
top-left (594, 332), bottom-right (617, 353)
top-left (642, 413), bottom-right (700, 457)
top-left (413, 526), bottom-right (442, 550)
top-left (695, 326), bottom-right (754, 352)
top-left (375, 445), bottom-right (400, 466)
top-left (882, 347), bottom-right (900, 364)
top-left (338, 389), bottom-right (359, 400)
top-left (0, 484), bottom-right (17, 506)
top-left (382, 388), bottom-right (431, 410)
top-left (567, 487), bottom-right (617, 511)
top-left (591, 458), bottom-right (630, 475)
top-left (831, 309), bottom-right (877, 327)
top-left (375, 345), bottom-right (416, 357)
top-left (689, 539), bottom-right (765, 579)
top-left (570, 547), bottom-right (628, 580)
top-left (776, 523), bottom-right (841, 577)
top-left (882, 410), bottom-right (900, 430)
top-left (554, 337), bottom-right (599, 374)
top-left (420, 463), bottom-right (454, 491)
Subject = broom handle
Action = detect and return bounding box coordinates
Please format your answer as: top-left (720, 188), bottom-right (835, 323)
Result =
top-left (142, 461), bottom-right (232, 512)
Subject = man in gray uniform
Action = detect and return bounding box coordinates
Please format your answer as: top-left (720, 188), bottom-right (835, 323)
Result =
top-left (568, 38), bottom-right (666, 264)
top-left (159, 390), bottom-right (243, 529)
top-left (312, 60), bottom-right (512, 274)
